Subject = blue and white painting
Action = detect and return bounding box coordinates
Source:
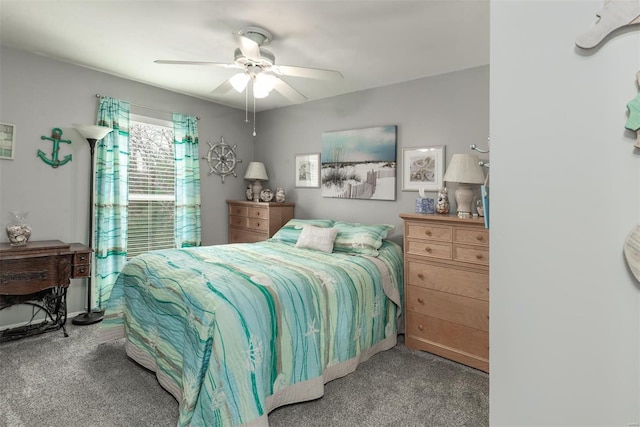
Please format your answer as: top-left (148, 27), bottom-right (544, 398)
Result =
top-left (321, 125), bottom-right (397, 200)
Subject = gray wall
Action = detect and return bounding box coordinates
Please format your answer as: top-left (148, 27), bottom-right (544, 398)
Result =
top-left (491, 1), bottom-right (640, 425)
top-left (0, 47), bottom-right (255, 326)
top-left (255, 66), bottom-right (490, 242)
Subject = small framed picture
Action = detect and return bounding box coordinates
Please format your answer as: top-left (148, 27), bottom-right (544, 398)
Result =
top-left (0, 122), bottom-right (16, 160)
top-left (295, 153), bottom-right (321, 188)
top-left (402, 145), bottom-right (445, 192)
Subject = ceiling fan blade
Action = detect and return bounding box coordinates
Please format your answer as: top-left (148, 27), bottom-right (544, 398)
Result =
top-left (272, 78), bottom-right (307, 103)
top-left (155, 60), bottom-right (240, 69)
top-left (210, 80), bottom-right (234, 95)
top-left (236, 34), bottom-right (261, 62)
top-left (272, 65), bottom-right (343, 81)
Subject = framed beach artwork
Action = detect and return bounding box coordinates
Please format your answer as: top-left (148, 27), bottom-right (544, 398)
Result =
top-left (295, 152), bottom-right (321, 188)
top-left (402, 145), bottom-right (445, 192)
top-left (0, 122), bottom-right (15, 160)
top-left (321, 125), bottom-right (397, 200)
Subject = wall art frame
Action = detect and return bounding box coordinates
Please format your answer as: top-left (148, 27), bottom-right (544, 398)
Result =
top-left (321, 125), bottom-right (397, 200)
top-left (0, 122), bottom-right (16, 160)
top-left (294, 152), bottom-right (321, 188)
top-left (402, 145), bottom-right (446, 192)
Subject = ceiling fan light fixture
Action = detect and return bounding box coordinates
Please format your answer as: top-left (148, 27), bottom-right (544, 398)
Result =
top-left (254, 73), bottom-right (277, 93)
top-left (230, 72), bottom-right (250, 92)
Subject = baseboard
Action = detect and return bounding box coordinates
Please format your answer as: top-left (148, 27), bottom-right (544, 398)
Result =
top-left (0, 310), bottom-right (84, 331)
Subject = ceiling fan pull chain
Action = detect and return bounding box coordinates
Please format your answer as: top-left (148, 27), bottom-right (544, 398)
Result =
top-left (244, 87), bottom-right (249, 123)
top-left (253, 94), bottom-right (257, 136)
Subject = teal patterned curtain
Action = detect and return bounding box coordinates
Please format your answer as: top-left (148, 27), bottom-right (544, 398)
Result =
top-left (95, 97), bottom-right (130, 308)
top-left (172, 113), bottom-right (201, 247)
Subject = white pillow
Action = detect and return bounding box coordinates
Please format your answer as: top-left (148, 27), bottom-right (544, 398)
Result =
top-left (295, 226), bottom-right (339, 253)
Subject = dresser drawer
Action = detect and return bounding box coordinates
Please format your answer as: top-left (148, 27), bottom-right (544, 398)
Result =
top-left (406, 222), bottom-right (452, 242)
top-left (73, 264), bottom-right (90, 278)
top-left (455, 227), bottom-right (489, 246)
top-left (229, 215), bottom-right (249, 229)
top-left (406, 286), bottom-right (489, 331)
top-left (73, 251), bottom-right (91, 265)
top-left (407, 261), bottom-right (489, 300)
top-left (406, 239), bottom-right (451, 260)
top-left (248, 207), bottom-right (268, 219)
top-left (406, 311), bottom-right (489, 359)
top-left (229, 228), bottom-right (267, 243)
top-left (248, 218), bottom-right (268, 232)
top-left (229, 205), bottom-right (249, 217)
top-left (454, 245), bottom-right (489, 266)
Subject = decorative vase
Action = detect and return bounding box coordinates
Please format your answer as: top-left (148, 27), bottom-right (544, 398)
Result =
top-left (275, 187), bottom-right (286, 203)
top-left (436, 187), bottom-right (450, 214)
top-left (259, 188), bottom-right (274, 202)
top-left (245, 185), bottom-right (253, 201)
top-left (6, 211), bottom-right (32, 246)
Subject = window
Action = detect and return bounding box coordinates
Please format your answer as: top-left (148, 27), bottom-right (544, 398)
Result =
top-left (127, 117), bottom-right (175, 259)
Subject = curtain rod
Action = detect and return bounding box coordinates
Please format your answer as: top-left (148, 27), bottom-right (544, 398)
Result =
top-left (95, 94), bottom-right (200, 120)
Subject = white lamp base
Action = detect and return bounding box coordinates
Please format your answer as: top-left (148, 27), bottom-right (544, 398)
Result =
top-left (251, 180), bottom-right (263, 202)
top-left (454, 184), bottom-right (474, 218)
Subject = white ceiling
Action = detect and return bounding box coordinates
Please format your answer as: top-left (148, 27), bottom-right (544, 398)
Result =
top-left (0, 0), bottom-right (489, 112)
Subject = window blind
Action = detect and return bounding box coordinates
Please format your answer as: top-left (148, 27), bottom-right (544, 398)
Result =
top-left (127, 120), bottom-right (175, 259)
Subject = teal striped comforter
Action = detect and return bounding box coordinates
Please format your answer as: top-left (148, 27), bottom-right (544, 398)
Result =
top-left (99, 239), bottom-right (403, 426)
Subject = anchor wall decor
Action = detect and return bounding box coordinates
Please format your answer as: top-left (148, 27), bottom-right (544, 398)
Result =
top-left (38, 127), bottom-right (72, 168)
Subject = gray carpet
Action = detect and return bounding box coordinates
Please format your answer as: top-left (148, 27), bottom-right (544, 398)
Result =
top-left (0, 323), bottom-right (488, 426)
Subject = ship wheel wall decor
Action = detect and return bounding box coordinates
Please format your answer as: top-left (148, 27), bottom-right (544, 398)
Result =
top-left (202, 137), bottom-right (242, 182)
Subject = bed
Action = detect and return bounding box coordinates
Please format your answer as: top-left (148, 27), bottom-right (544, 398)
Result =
top-left (98, 219), bottom-right (403, 427)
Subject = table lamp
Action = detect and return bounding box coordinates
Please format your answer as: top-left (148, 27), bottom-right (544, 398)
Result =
top-left (442, 154), bottom-right (485, 218)
top-left (244, 162), bottom-right (268, 202)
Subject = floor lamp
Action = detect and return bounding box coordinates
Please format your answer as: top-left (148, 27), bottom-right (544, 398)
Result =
top-left (72, 124), bottom-right (113, 325)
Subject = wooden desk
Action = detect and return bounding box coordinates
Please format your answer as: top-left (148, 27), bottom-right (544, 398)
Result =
top-left (0, 240), bottom-right (91, 342)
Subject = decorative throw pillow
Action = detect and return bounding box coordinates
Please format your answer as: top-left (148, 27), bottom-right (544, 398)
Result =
top-left (295, 226), bottom-right (339, 253)
top-left (270, 219), bottom-right (335, 244)
top-left (332, 221), bottom-right (395, 256)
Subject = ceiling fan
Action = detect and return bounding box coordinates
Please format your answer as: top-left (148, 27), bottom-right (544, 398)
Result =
top-left (155, 26), bottom-right (343, 104)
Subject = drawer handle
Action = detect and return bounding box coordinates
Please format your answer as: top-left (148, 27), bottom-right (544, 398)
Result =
top-left (425, 230), bottom-right (432, 236)
top-left (476, 235), bottom-right (484, 241)
top-left (476, 254), bottom-right (484, 260)
top-left (417, 324), bottom-right (424, 331)
top-left (417, 273), bottom-right (424, 280)
top-left (256, 222), bottom-right (260, 227)
top-left (417, 297), bottom-right (424, 304)
top-left (256, 212), bottom-right (261, 216)
top-left (424, 247), bottom-right (432, 253)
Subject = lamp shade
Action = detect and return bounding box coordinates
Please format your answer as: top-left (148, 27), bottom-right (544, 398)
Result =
top-left (244, 162), bottom-right (269, 181)
top-left (443, 154), bottom-right (485, 184)
top-left (73, 124), bottom-right (113, 141)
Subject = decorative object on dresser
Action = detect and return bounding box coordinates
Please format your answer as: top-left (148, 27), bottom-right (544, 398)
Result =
top-left (442, 154), bottom-right (485, 218)
top-left (436, 187), bottom-right (450, 214)
top-left (202, 137), bottom-right (242, 182)
top-left (227, 200), bottom-right (294, 243)
top-left (399, 213), bottom-right (489, 373)
top-left (244, 161), bottom-right (269, 202)
top-left (72, 124), bottom-right (113, 326)
top-left (294, 152), bottom-right (321, 188)
top-left (402, 145), bottom-right (445, 191)
top-left (259, 188), bottom-right (274, 202)
top-left (0, 240), bottom-right (92, 342)
top-left (275, 187), bottom-right (286, 203)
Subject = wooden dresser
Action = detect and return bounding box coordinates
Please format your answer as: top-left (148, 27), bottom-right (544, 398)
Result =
top-left (399, 213), bottom-right (489, 372)
top-left (227, 200), bottom-right (294, 243)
